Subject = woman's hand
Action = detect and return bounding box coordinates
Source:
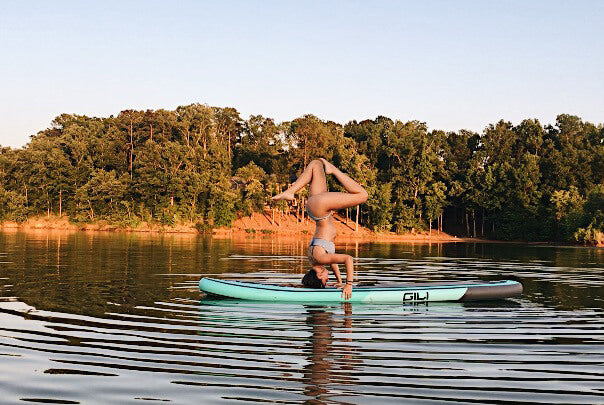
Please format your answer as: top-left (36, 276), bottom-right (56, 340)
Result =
top-left (341, 283), bottom-right (352, 300)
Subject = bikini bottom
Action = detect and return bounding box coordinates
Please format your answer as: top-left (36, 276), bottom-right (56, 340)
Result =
top-left (308, 238), bottom-right (335, 263)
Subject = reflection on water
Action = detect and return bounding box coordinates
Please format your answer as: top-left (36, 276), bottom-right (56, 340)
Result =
top-left (0, 231), bottom-right (603, 404)
top-left (302, 303), bottom-right (359, 402)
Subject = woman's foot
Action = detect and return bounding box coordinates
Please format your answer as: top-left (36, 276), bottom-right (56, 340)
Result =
top-left (319, 158), bottom-right (337, 175)
top-left (271, 190), bottom-right (295, 201)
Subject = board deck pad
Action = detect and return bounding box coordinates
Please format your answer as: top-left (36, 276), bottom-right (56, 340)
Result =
top-left (199, 278), bottom-right (522, 303)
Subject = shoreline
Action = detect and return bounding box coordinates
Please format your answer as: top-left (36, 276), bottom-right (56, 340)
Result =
top-left (0, 214), bottom-right (480, 243)
top-left (0, 214), bottom-right (600, 247)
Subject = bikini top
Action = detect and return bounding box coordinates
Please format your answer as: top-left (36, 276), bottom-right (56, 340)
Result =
top-left (306, 206), bottom-right (333, 222)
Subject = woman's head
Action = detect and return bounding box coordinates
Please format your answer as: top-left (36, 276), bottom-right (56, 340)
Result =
top-left (302, 266), bottom-right (328, 288)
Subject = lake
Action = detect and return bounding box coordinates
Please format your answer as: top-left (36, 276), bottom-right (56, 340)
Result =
top-left (0, 231), bottom-right (603, 404)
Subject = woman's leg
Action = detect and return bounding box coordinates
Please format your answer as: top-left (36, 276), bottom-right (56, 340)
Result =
top-left (319, 158), bottom-right (366, 194)
top-left (272, 160), bottom-right (327, 201)
top-left (307, 159), bottom-right (368, 212)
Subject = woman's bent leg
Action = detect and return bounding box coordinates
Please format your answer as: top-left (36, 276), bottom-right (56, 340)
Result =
top-left (319, 158), bottom-right (367, 195)
top-left (308, 191), bottom-right (367, 213)
top-left (272, 160), bottom-right (327, 200)
top-left (307, 159), bottom-right (368, 212)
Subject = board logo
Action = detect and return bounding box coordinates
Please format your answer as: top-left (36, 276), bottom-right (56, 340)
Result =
top-left (402, 291), bottom-right (429, 303)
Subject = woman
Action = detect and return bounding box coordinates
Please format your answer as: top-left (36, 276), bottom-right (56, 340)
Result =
top-left (272, 158), bottom-right (368, 299)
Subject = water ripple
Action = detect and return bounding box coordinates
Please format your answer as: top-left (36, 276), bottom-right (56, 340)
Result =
top-left (0, 233), bottom-right (603, 404)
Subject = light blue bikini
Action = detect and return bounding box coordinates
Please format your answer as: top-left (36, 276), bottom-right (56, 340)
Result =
top-left (309, 238), bottom-right (335, 254)
top-left (306, 207), bottom-right (335, 263)
top-left (306, 206), bottom-right (333, 222)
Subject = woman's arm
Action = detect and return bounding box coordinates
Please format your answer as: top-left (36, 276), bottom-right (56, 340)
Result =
top-left (312, 251), bottom-right (354, 299)
top-left (330, 263), bottom-right (342, 285)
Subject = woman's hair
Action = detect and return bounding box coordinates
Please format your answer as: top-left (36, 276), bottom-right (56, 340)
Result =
top-left (302, 269), bottom-right (325, 289)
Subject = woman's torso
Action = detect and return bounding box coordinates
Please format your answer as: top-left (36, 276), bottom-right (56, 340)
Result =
top-left (306, 196), bottom-right (336, 241)
top-left (312, 216), bottom-right (337, 241)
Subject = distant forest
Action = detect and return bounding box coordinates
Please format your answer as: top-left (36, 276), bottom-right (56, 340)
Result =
top-left (0, 105), bottom-right (603, 244)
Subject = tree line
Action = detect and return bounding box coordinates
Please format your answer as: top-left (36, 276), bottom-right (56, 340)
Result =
top-left (0, 104), bottom-right (602, 244)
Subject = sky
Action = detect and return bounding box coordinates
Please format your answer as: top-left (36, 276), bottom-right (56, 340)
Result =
top-left (0, 0), bottom-right (603, 148)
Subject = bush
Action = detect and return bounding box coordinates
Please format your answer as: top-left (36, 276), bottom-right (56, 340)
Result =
top-left (211, 191), bottom-right (238, 227)
top-left (195, 222), bottom-right (213, 234)
top-left (394, 205), bottom-right (424, 234)
top-left (574, 224), bottom-right (604, 245)
top-left (156, 205), bottom-right (177, 225)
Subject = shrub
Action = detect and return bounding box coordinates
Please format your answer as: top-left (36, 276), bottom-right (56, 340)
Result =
top-left (195, 222), bottom-right (213, 234)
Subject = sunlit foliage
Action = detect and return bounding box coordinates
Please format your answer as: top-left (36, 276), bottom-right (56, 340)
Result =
top-left (0, 105), bottom-right (602, 243)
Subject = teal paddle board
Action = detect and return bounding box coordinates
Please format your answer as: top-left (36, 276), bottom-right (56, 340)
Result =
top-left (199, 278), bottom-right (522, 303)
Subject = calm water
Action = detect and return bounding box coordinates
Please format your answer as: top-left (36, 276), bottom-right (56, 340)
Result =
top-left (0, 231), bottom-right (603, 404)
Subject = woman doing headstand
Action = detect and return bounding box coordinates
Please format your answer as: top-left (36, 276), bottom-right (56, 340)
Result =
top-left (272, 158), bottom-right (368, 299)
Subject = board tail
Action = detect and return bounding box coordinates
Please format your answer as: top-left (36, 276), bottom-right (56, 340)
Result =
top-left (460, 281), bottom-right (523, 301)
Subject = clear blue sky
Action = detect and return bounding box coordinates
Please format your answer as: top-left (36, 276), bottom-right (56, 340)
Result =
top-left (1, 0), bottom-right (603, 147)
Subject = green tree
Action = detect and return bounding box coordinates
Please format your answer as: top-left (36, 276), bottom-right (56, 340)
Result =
top-left (425, 181), bottom-right (447, 234)
top-left (287, 115), bottom-right (336, 167)
top-left (234, 162), bottom-right (267, 216)
top-left (234, 115), bottom-right (284, 175)
top-left (76, 169), bottom-right (128, 221)
top-left (0, 184), bottom-right (27, 221)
